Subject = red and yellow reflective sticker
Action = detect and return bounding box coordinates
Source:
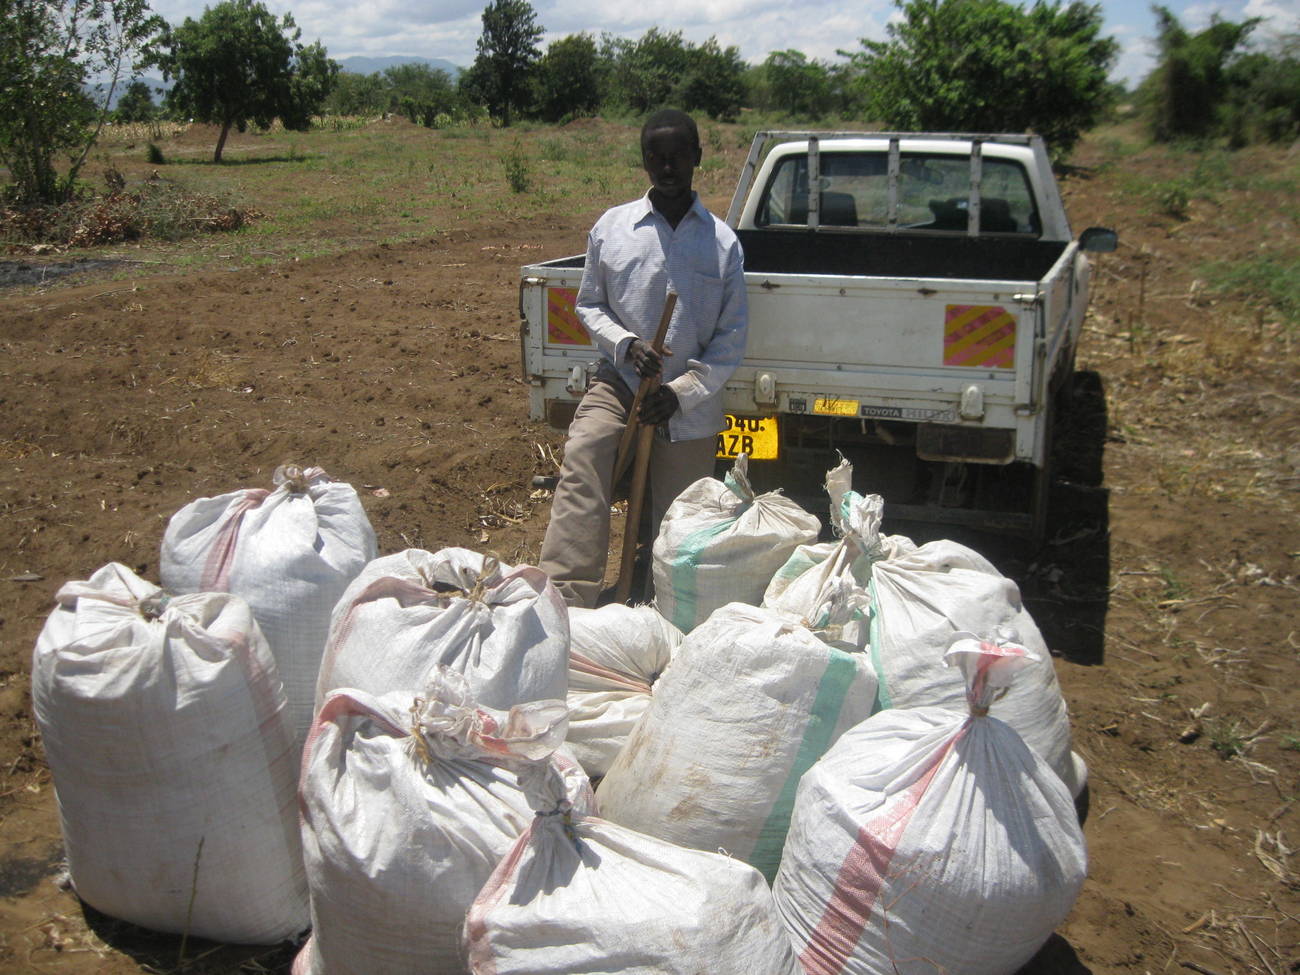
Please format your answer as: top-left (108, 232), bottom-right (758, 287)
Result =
top-left (546, 287), bottom-right (591, 346)
top-left (943, 304), bottom-right (1015, 368)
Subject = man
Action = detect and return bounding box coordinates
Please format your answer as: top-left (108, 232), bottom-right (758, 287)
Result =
top-left (538, 108), bottom-right (748, 608)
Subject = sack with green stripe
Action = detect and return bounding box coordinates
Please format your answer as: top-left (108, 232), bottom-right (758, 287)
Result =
top-left (765, 458), bottom-right (1087, 799)
top-left (594, 602), bottom-right (877, 883)
top-left (652, 454), bottom-right (822, 633)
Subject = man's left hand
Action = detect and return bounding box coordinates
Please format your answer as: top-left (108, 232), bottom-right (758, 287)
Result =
top-left (639, 386), bottom-right (679, 425)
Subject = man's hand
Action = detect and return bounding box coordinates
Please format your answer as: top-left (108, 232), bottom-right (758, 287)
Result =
top-left (638, 386), bottom-right (679, 425)
top-left (627, 339), bottom-right (669, 379)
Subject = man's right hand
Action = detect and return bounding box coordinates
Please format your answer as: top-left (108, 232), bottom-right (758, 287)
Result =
top-left (627, 339), bottom-right (667, 379)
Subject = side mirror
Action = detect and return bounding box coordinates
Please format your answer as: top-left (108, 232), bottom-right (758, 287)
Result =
top-left (1079, 226), bottom-right (1118, 252)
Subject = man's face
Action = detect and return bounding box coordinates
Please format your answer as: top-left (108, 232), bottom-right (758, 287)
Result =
top-left (642, 126), bottom-right (701, 200)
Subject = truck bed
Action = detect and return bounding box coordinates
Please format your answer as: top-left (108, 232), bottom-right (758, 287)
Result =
top-left (737, 229), bottom-right (1067, 282)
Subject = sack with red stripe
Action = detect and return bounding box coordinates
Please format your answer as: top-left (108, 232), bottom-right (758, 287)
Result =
top-left (464, 758), bottom-right (802, 975)
top-left (773, 633), bottom-right (1087, 975)
top-left (32, 563), bottom-right (308, 944)
top-left (595, 602), bottom-right (878, 883)
top-left (161, 465), bottom-right (377, 748)
top-left (295, 668), bottom-right (592, 975)
top-left (564, 603), bottom-right (681, 778)
top-left (315, 548), bottom-right (569, 714)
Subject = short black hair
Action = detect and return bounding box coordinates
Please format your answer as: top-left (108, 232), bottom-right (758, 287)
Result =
top-left (640, 109), bottom-right (699, 153)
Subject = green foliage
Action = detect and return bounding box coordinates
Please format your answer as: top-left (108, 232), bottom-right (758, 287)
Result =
top-left (754, 50), bottom-right (834, 118)
top-left (160, 0), bottom-right (339, 162)
top-left (0, 0), bottom-right (165, 203)
top-left (1140, 7), bottom-right (1258, 143)
top-left (461, 0), bottom-right (543, 126)
top-left (845, 0), bottom-right (1117, 158)
top-left (114, 78), bottom-right (158, 122)
top-left (1220, 42), bottom-right (1300, 147)
top-left (146, 141), bottom-right (165, 164)
top-left (1205, 717), bottom-right (1248, 759)
top-left (533, 32), bottom-right (599, 123)
top-left (599, 28), bottom-right (746, 121)
top-left (500, 139), bottom-right (530, 192)
top-left (323, 70), bottom-right (390, 116)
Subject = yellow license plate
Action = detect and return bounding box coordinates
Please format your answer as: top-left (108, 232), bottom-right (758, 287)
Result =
top-left (813, 396), bottom-right (860, 417)
top-left (716, 415), bottom-right (779, 460)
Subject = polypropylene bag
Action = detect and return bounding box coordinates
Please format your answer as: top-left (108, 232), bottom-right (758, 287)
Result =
top-left (765, 459), bottom-right (1086, 797)
top-left (773, 633), bottom-right (1087, 975)
top-left (295, 670), bottom-right (592, 975)
top-left (653, 453), bottom-right (822, 632)
top-left (596, 602), bottom-right (878, 882)
top-left (31, 563), bottom-right (308, 944)
top-left (464, 761), bottom-right (802, 975)
top-left (161, 464), bottom-right (377, 746)
top-left (565, 603), bottom-right (681, 778)
top-left (315, 548), bottom-right (569, 712)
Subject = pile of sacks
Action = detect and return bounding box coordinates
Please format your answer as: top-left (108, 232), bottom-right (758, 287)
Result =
top-left (31, 455), bottom-right (1089, 974)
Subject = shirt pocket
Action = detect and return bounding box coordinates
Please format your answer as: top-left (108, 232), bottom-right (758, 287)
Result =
top-left (681, 270), bottom-right (724, 347)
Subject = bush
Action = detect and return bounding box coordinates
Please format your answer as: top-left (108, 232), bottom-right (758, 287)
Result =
top-left (500, 140), bottom-right (530, 192)
top-left (146, 142), bottom-right (166, 165)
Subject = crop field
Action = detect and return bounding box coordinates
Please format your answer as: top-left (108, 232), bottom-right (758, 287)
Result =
top-left (0, 115), bottom-right (1296, 973)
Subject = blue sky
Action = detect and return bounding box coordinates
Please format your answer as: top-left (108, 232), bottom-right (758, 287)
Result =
top-left (144, 0), bottom-right (1300, 86)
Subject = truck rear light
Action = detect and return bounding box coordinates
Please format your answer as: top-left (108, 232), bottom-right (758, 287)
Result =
top-left (916, 424), bottom-right (1015, 464)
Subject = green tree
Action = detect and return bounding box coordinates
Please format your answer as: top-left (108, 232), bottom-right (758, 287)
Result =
top-left (1221, 40), bottom-right (1300, 145)
top-left (846, 0), bottom-right (1118, 158)
top-left (114, 78), bottom-right (158, 121)
top-left (601, 28), bottom-right (692, 113)
top-left (679, 37), bottom-right (745, 121)
top-left (762, 49), bottom-right (834, 117)
top-left (463, 0), bottom-right (542, 126)
top-left (159, 0), bottom-right (339, 162)
top-left (533, 32), bottom-right (599, 122)
top-left (384, 62), bottom-right (459, 123)
top-left (323, 70), bottom-right (390, 116)
top-left (0, 0), bottom-right (164, 202)
top-left (1140, 6), bottom-right (1257, 142)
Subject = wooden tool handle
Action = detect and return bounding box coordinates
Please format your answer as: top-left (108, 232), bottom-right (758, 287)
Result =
top-left (613, 291), bottom-right (677, 482)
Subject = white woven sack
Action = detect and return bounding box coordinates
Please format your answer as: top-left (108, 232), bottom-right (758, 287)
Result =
top-left (295, 670), bottom-right (592, 975)
top-left (464, 761), bottom-right (802, 975)
top-left (161, 465), bottom-right (377, 747)
top-left (31, 563), bottom-right (308, 944)
top-left (653, 453), bottom-right (822, 633)
top-left (596, 602), bottom-right (878, 882)
top-left (774, 634), bottom-right (1087, 975)
top-left (565, 603), bottom-right (681, 778)
top-left (315, 548), bottom-right (569, 713)
top-left (765, 459), bottom-right (1085, 797)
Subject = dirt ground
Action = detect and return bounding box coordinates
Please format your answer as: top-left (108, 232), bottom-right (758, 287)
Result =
top-left (0, 124), bottom-right (1296, 974)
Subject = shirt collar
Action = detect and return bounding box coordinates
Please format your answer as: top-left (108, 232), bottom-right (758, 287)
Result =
top-left (632, 190), bottom-right (706, 228)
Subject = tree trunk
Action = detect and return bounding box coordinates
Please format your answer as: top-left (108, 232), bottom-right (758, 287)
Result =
top-left (214, 120), bottom-right (232, 163)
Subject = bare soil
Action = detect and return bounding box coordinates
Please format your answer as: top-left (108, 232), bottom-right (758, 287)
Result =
top-left (0, 122), bottom-right (1296, 974)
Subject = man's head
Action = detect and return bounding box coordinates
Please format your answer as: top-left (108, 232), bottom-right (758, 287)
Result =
top-left (641, 109), bottom-right (701, 204)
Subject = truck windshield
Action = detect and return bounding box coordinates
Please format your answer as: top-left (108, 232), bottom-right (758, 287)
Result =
top-left (756, 152), bottom-right (1041, 235)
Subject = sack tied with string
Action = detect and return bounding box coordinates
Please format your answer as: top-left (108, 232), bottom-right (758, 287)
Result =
top-left (31, 562), bottom-right (308, 944)
top-left (161, 464), bottom-right (377, 747)
top-left (295, 668), bottom-right (591, 975)
top-left (315, 547), bottom-right (569, 714)
top-left (773, 633), bottom-right (1087, 975)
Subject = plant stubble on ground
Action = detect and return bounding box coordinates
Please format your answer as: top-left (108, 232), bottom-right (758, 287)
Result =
top-left (0, 117), bottom-right (1296, 974)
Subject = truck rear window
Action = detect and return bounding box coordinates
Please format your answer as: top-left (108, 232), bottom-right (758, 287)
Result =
top-left (755, 152), bottom-right (1041, 235)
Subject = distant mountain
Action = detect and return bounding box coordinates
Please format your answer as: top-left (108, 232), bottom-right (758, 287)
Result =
top-left (338, 55), bottom-right (462, 78)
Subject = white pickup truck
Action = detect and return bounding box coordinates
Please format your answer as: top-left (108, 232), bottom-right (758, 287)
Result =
top-left (519, 131), bottom-right (1115, 539)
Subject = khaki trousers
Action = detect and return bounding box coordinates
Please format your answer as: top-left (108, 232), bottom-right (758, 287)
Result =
top-left (538, 378), bottom-right (717, 608)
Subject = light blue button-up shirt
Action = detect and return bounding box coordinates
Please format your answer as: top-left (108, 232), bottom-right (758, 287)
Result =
top-left (577, 191), bottom-right (748, 442)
